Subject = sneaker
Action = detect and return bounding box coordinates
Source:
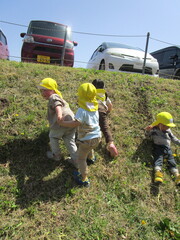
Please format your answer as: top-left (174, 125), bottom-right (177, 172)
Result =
top-left (46, 151), bottom-right (60, 161)
top-left (154, 170), bottom-right (163, 183)
top-left (73, 171), bottom-right (90, 187)
top-left (107, 143), bottom-right (118, 157)
top-left (175, 175), bottom-right (180, 186)
top-left (87, 156), bottom-right (96, 166)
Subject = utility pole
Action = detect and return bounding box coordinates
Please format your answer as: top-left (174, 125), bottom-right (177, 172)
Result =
top-left (142, 32), bottom-right (150, 74)
top-left (61, 26), bottom-right (67, 66)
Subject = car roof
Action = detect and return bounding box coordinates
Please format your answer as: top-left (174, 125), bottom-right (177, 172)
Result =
top-left (102, 42), bottom-right (143, 51)
top-left (151, 46), bottom-right (180, 54)
top-left (29, 20), bottom-right (66, 27)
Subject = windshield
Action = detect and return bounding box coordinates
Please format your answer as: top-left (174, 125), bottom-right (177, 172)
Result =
top-left (105, 42), bottom-right (143, 51)
top-left (27, 21), bottom-right (72, 41)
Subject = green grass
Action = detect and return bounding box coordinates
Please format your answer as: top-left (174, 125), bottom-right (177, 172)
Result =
top-left (0, 60), bottom-right (180, 240)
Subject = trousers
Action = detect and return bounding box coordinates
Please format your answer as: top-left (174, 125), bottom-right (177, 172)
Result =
top-left (49, 127), bottom-right (77, 160)
top-left (153, 144), bottom-right (178, 173)
top-left (77, 137), bottom-right (101, 176)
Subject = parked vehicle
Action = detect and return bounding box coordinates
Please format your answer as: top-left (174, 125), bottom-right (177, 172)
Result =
top-left (87, 42), bottom-right (159, 76)
top-left (0, 29), bottom-right (9, 60)
top-left (151, 46), bottom-right (180, 79)
top-left (20, 20), bottom-right (78, 67)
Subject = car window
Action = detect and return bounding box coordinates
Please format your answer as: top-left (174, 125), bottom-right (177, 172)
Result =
top-left (163, 49), bottom-right (177, 65)
top-left (0, 31), bottom-right (7, 45)
top-left (152, 52), bottom-right (164, 66)
top-left (106, 42), bottom-right (143, 51)
top-left (90, 45), bottom-right (103, 60)
top-left (27, 21), bottom-right (72, 41)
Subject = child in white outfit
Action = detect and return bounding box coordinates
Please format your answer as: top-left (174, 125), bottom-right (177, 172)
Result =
top-left (59, 83), bottom-right (101, 187)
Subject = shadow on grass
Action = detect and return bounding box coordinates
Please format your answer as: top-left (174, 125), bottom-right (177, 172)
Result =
top-left (132, 138), bottom-right (153, 167)
top-left (0, 130), bottom-right (77, 208)
top-left (132, 138), bottom-right (160, 196)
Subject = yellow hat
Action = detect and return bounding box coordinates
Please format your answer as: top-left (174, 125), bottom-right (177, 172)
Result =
top-left (78, 83), bottom-right (98, 111)
top-left (38, 78), bottom-right (63, 98)
top-left (151, 112), bottom-right (176, 127)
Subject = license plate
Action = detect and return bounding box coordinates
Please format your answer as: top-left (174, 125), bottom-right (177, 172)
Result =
top-left (37, 55), bottom-right (50, 63)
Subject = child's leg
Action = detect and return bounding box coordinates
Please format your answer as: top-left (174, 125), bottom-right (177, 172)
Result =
top-left (77, 138), bottom-right (101, 181)
top-left (153, 145), bottom-right (164, 183)
top-left (77, 141), bottom-right (90, 181)
top-left (166, 148), bottom-right (179, 176)
top-left (63, 128), bottom-right (77, 161)
top-left (153, 145), bottom-right (164, 171)
top-left (49, 137), bottom-right (61, 160)
top-left (48, 128), bottom-right (65, 160)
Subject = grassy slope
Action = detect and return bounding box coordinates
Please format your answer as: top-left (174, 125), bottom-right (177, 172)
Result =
top-left (0, 60), bottom-right (180, 240)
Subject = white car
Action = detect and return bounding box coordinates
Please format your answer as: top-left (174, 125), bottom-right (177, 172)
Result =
top-left (87, 42), bottom-right (159, 76)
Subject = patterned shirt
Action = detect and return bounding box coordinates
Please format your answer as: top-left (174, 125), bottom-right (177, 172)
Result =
top-left (145, 126), bottom-right (180, 147)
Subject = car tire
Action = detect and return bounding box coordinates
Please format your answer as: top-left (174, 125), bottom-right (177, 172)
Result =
top-left (99, 60), bottom-right (105, 70)
top-left (174, 71), bottom-right (180, 80)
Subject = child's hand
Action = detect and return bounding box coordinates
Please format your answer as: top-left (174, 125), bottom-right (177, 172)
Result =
top-left (144, 125), bottom-right (153, 131)
top-left (57, 116), bottom-right (64, 125)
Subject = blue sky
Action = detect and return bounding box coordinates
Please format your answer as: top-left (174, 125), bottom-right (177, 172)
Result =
top-left (1, 0), bottom-right (179, 68)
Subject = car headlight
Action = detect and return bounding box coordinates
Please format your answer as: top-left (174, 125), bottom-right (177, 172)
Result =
top-left (23, 35), bottom-right (34, 43)
top-left (110, 52), bottom-right (125, 58)
top-left (150, 58), bottom-right (158, 62)
top-left (110, 52), bottom-right (141, 60)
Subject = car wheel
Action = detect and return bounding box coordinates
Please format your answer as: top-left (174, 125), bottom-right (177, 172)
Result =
top-left (99, 60), bottom-right (105, 70)
top-left (174, 72), bottom-right (180, 80)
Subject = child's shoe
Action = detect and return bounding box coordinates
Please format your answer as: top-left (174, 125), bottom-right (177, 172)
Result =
top-left (87, 156), bottom-right (96, 165)
top-left (107, 142), bottom-right (118, 157)
top-left (154, 170), bottom-right (163, 183)
top-left (175, 175), bottom-right (180, 186)
top-left (73, 171), bottom-right (90, 187)
top-left (46, 151), bottom-right (60, 161)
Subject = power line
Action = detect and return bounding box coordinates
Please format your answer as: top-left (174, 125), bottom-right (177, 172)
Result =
top-left (0, 20), bottom-right (146, 38)
top-left (1, 20), bottom-right (180, 46)
top-left (150, 37), bottom-right (180, 47)
top-left (73, 31), bottom-right (146, 37)
top-left (0, 20), bottom-right (27, 28)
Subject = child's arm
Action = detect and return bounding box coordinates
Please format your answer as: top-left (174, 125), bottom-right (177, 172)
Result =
top-left (107, 101), bottom-right (113, 113)
top-left (55, 106), bottom-right (63, 123)
top-left (59, 119), bottom-right (81, 128)
top-left (106, 98), bottom-right (113, 113)
top-left (144, 125), bottom-right (154, 138)
top-left (144, 125), bottom-right (153, 131)
top-left (169, 130), bottom-right (180, 146)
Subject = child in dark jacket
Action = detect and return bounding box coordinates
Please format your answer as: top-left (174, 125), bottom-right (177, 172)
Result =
top-left (145, 112), bottom-right (180, 185)
top-left (92, 79), bottom-right (118, 158)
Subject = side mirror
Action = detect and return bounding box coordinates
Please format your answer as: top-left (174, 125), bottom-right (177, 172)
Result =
top-left (99, 47), bottom-right (104, 52)
top-left (73, 41), bottom-right (78, 47)
top-left (20, 33), bottom-right (26, 38)
top-left (170, 54), bottom-right (178, 61)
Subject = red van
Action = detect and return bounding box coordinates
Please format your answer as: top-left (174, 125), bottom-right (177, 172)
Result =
top-left (20, 20), bottom-right (78, 67)
top-left (0, 29), bottom-right (9, 60)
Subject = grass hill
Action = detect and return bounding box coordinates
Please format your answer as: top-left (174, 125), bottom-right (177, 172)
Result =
top-left (0, 60), bottom-right (180, 240)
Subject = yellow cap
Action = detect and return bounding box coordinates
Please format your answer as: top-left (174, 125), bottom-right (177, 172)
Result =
top-left (78, 83), bottom-right (98, 111)
top-left (38, 78), bottom-right (63, 98)
top-left (151, 112), bottom-right (176, 127)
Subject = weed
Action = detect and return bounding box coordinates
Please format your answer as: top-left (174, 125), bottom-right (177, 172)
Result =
top-left (0, 60), bottom-right (179, 240)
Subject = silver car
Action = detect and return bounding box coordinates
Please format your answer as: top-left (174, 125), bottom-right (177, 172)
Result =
top-left (87, 42), bottom-right (159, 76)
